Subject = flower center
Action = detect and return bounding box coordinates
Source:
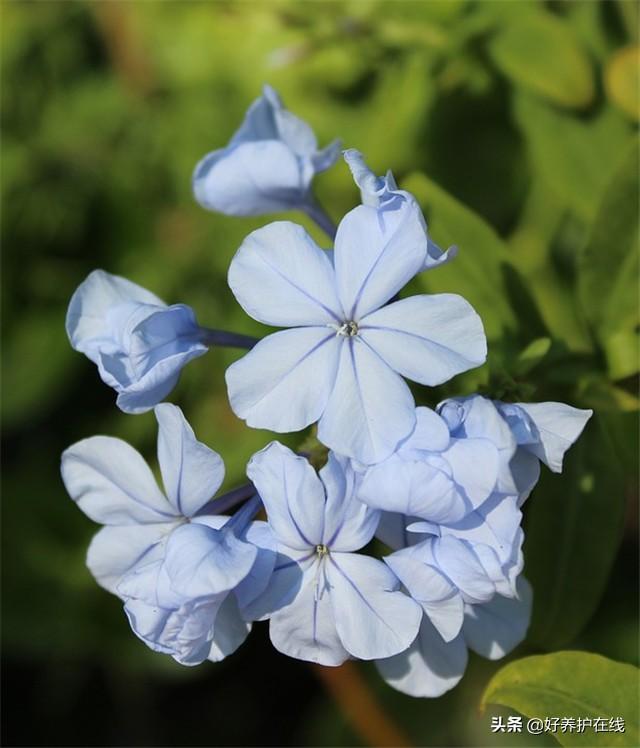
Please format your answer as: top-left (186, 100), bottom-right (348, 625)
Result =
top-left (337, 321), bottom-right (358, 337)
top-left (315, 544), bottom-right (329, 557)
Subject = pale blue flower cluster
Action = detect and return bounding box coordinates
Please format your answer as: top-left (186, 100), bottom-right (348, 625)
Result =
top-left (62, 87), bottom-right (592, 697)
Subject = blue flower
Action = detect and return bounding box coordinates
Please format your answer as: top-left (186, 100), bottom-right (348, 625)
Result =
top-left (343, 148), bottom-right (457, 270)
top-left (60, 403), bottom-right (275, 664)
top-left (244, 442), bottom-right (422, 665)
top-left (66, 270), bottom-right (208, 413)
top-left (438, 395), bottom-right (593, 504)
top-left (193, 85), bottom-right (340, 218)
top-left (375, 576), bottom-right (532, 698)
top-left (225, 207), bottom-right (487, 464)
top-left (358, 406), bottom-right (501, 522)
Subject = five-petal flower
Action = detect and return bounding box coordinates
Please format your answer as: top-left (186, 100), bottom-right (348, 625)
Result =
top-left (60, 403), bottom-right (274, 664)
top-left (244, 442), bottom-right (422, 665)
top-left (226, 204), bottom-right (487, 464)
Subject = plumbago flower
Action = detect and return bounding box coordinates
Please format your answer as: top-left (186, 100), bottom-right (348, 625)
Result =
top-left (62, 85), bottom-right (597, 701)
top-left (361, 394), bottom-right (591, 697)
top-left (343, 149), bottom-right (456, 271)
top-left (225, 198), bottom-right (486, 464)
top-left (193, 84), bottom-right (340, 232)
top-left (244, 442), bottom-right (422, 665)
top-left (67, 270), bottom-right (256, 413)
top-left (60, 403), bottom-right (275, 664)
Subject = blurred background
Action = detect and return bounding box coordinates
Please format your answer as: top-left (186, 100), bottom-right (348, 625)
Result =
top-left (2, 1), bottom-right (638, 746)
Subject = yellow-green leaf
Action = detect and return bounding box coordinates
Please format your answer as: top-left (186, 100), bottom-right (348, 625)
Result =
top-left (606, 45), bottom-right (640, 122)
top-left (490, 11), bottom-right (594, 109)
top-left (482, 652), bottom-right (640, 747)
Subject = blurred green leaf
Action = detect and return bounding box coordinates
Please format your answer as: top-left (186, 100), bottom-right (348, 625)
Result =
top-left (524, 414), bottom-right (626, 650)
top-left (513, 93), bottom-right (632, 223)
top-left (605, 46), bottom-right (640, 121)
top-left (482, 652), bottom-right (640, 747)
top-left (402, 171), bottom-right (517, 339)
top-left (489, 11), bottom-right (594, 109)
top-left (578, 141), bottom-right (640, 380)
top-left (513, 337), bottom-right (551, 376)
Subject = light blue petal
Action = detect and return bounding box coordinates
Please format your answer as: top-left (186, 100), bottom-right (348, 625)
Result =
top-left (66, 270), bottom-right (164, 359)
top-left (510, 448), bottom-right (541, 506)
top-left (114, 368), bottom-right (182, 414)
top-left (86, 523), bottom-right (176, 595)
top-left (154, 404), bottom-right (225, 517)
top-left (508, 402), bottom-right (592, 473)
top-left (117, 553), bottom-right (176, 607)
top-left (163, 522), bottom-right (257, 599)
top-left (207, 594), bottom-right (252, 662)
top-left (226, 327), bottom-right (340, 433)
top-left (358, 455), bottom-right (466, 523)
top-left (442, 493), bottom-right (522, 570)
top-left (440, 437), bottom-right (500, 508)
top-left (269, 560), bottom-right (349, 666)
top-left (376, 618), bottom-right (468, 698)
top-left (193, 140), bottom-right (304, 216)
top-left (234, 520), bottom-right (278, 614)
top-left (328, 552), bottom-right (422, 660)
top-left (61, 436), bottom-right (177, 524)
top-left (242, 548), bottom-right (312, 621)
top-left (247, 442), bottom-right (325, 549)
top-left (399, 407), bottom-right (450, 455)
top-left (360, 295), bottom-right (487, 387)
top-left (463, 576), bottom-right (532, 660)
top-left (430, 535), bottom-right (495, 604)
top-left (228, 221), bottom-right (342, 326)
top-left (424, 238), bottom-right (458, 270)
top-left (124, 599), bottom-right (175, 655)
top-left (230, 86), bottom-right (280, 144)
top-left (334, 202), bottom-right (427, 319)
top-left (312, 139), bottom-right (342, 173)
top-left (318, 338), bottom-right (416, 465)
top-left (320, 452), bottom-right (380, 552)
top-left (375, 511), bottom-right (413, 551)
top-left (385, 553), bottom-right (464, 642)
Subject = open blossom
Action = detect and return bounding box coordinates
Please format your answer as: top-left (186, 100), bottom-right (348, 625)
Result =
top-left (225, 202), bottom-right (486, 464)
top-left (193, 84), bottom-right (340, 218)
top-left (60, 403), bottom-right (275, 664)
top-left (244, 443), bottom-right (422, 665)
top-left (343, 148), bottom-right (456, 270)
top-left (66, 270), bottom-right (207, 413)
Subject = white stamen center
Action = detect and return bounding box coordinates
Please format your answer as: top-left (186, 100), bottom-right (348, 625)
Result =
top-left (337, 321), bottom-right (358, 337)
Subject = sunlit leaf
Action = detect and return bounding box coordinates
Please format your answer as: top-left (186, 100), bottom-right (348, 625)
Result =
top-left (606, 45), bottom-right (640, 122)
top-left (489, 11), bottom-right (594, 109)
top-left (482, 652), bottom-right (640, 747)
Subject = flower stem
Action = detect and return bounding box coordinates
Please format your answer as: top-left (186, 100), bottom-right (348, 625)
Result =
top-left (302, 197), bottom-right (338, 241)
top-left (195, 483), bottom-right (257, 517)
top-left (199, 328), bottom-right (259, 349)
top-left (311, 662), bottom-right (413, 747)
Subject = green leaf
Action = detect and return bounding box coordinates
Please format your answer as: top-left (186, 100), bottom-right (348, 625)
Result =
top-left (482, 652), bottom-right (640, 747)
top-left (606, 46), bottom-right (640, 121)
top-left (524, 414), bottom-right (626, 650)
top-left (489, 11), bottom-right (594, 109)
top-left (578, 141), bottom-right (640, 379)
top-left (513, 93), bottom-right (632, 224)
top-left (402, 172), bottom-right (518, 339)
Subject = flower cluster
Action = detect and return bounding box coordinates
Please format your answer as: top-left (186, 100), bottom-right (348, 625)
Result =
top-left (62, 87), bottom-right (592, 697)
